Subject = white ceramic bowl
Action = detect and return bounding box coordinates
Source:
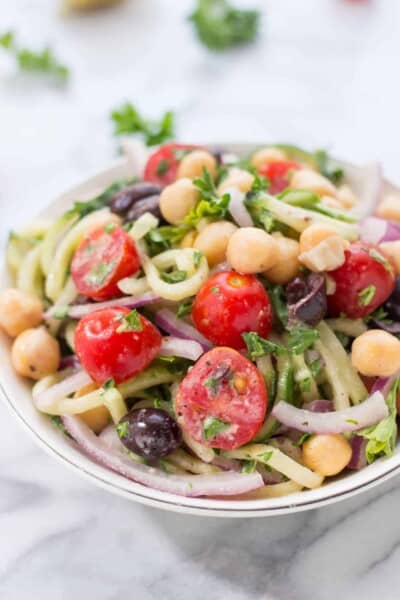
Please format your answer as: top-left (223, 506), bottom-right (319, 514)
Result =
top-left (1, 144), bottom-right (399, 517)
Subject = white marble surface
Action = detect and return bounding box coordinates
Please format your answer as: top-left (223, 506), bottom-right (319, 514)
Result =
top-left (1, 1), bottom-right (400, 598)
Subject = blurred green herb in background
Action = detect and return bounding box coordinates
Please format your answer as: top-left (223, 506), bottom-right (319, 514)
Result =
top-left (0, 31), bottom-right (69, 82)
top-left (111, 102), bottom-right (175, 146)
top-left (190, 0), bottom-right (260, 51)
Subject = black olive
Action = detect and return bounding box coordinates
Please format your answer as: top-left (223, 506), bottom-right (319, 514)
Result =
top-left (383, 276), bottom-right (400, 322)
top-left (117, 408), bottom-right (182, 459)
top-left (124, 194), bottom-right (162, 222)
top-left (109, 182), bottom-right (162, 215)
top-left (286, 273), bottom-right (327, 327)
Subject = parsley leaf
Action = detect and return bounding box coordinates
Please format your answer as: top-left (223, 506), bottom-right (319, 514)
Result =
top-left (85, 261), bottom-right (115, 287)
top-left (242, 332), bottom-right (286, 361)
top-left (116, 420), bottom-right (129, 439)
top-left (286, 327), bottom-right (319, 354)
top-left (115, 309), bottom-right (143, 333)
top-left (314, 149), bottom-right (344, 185)
top-left (258, 451), bottom-right (273, 463)
top-left (67, 180), bottom-right (132, 219)
top-left (294, 433), bottom-right (311, 446)
top-left (369, 248), bottom-right (393, 273)
top-left (110, 102), bottom-right (175, 146)
top-left (102, 378), bottom-right (116, 390)
top-left (185, 168), bottom-right (230, 225)
top-left (0, 31), bottom-right (69, 82)
top-left (177, 298), bottom-right (194, 318)
top-left (358, 378), bottom-right (399, 463)
top-left (50, 415), bottom-right (72, 438)
top-left (145, 224), bottom-right (191, 256)
top-left (203, 417), bottom-right (230, 441)
top-left (189, 0), bottom-right (259, 51)
top-left (53, 305), bottom-right (69, 320)
top-left (160, 270), bottom-right (187, 284)
top-left (309, 358), bottom-right (322, 378)
top-left (358, 285), bottom-right (376, 307)
top-left (241, 460), bottom-right (257, 474)
top-left (267, 285), bottom-right (289, 328)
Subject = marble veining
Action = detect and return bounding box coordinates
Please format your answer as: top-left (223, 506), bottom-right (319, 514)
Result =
top-left (1, 1), bottom-right (400, 598)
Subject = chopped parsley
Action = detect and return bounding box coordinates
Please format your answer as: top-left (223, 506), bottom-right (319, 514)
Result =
top-left (193, 250), bottom-right (203, 268)
top-left (299, 377), bottom-right (312, 393)
top-left (309, 358), bottom-right (322, 378)
top-left (211, 286), bottom-right (220, 295)
top-left (104, 222), bottom-right (116, 234)
top-left (53, 305), bottom-right (69, 319)
top-left (258, 451), bottom-right (273, 464)
top-left (358, 285), bottom-right (376, 307)
top-left (145, 224), bottom-right (191, 256)
top-left (177, 298), bottom-right (194, 318)
top-left (294, 433), bottom-right (312, 446)
top-left (110, 102), bottom-right (175, 146)
top-left (85, 261), bottom-right (115, 287)
top-left (204, 376), bottom-right (220, 395)
top-left (346, 418), bottom-right (359, 425)
top-left (189, 0), bottom-right (260, 52)
top-left (0, 30), bottom-right (69, 82)
top-left (286, 327), bottom-right (319, 355)
top-left (156, 159), bottom-right (170, 176)
top-left (50, 415), bottom-right (72, 438)
top-left (203, 417), bottom-right (230, 441)
top-left (185, 168), bottom-right (230, 225)
top-left (241, 460), bottom-right (257, 474)
top-left (116, 420), bottom-right (129, 439)
top-left (67, 180), bottom-right (133, 219)
top-left (242, 332), bottom-right (286, 361)
top-left (161, 270), bottom-right (187, 284)
top-left (115, 309), bottom-right (143, 333)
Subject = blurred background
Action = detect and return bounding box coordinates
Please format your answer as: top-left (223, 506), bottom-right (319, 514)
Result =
top-left (2, 2), bottom-right (400, 599)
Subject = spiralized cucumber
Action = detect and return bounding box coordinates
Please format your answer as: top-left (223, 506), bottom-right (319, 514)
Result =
top-left (46, 277), bottom-right (78, 335)
top-left (64, 321), bottom-right (78, 352)
top-left (260, 193), bottom-right (360, 240)
top-left (17, 244), bottom-right (45, 299)
top-left (317, 321), bottom-right (367, 405)
top-left (117, 276), bottom-right (151, 296)
top-left (325, 318), bottom-right (367, 338)
top-left (45, 209), bottom-right (120, 302)
top-left (291, 352), bottom-right (319, 402)
top-left (129, 213), bottom-right (159, 241)
top-left (181, 430), bottom-right (215, 464)
top-left (224, 443), bottom-right (324, 489)
top-left (236, 480), bottom-right (303, 500)
top-left (167, 449), bottom-right (220, 474)
top-left (40, 212), bottom-right (79, 275)
top-left (141, 247), bottom-right (209, 301)
top-left (102, 388), bottom-right (127, 423)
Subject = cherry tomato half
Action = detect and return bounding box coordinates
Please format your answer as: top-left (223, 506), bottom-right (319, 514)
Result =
top-left (327, 242), bottom-right (395, 318)
top-left (143, 143), bottom-right (200, 187)
top-left (74, 307), bottom-right (162, 384)
top-left (258, 159), bottom-right (300, 194)
top-left (191, 271), bottom-right (272, 349)
top-left (175, 347), bottom-right (267, 450)
top-left (71, 225), bottom-right (141, 301)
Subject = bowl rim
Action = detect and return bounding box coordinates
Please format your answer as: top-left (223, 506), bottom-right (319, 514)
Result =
top-left (2, 146), bottom-right (399, 518)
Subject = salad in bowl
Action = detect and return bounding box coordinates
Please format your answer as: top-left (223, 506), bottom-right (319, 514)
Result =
top-left (2, 141), bottom-right (400, 504)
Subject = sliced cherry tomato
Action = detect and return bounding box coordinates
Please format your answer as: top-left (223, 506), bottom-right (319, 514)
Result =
top-left (175, 347), bottom-right (267, 450)
top-left (143, 143), bottom-right (201, 186)
top-left (327, 242), bottom-right (395, 318)
top-left (191, 271), bottom-right (272, 349)
top-left (71, 225), bottom-right (140, 301)
top-left (74, 307), bottom-right (162, 384)
top-left (258, 159), bottom-right (300, 194)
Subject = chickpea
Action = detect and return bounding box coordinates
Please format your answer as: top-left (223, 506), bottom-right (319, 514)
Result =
top-left (264, 234), bottom-right (300, 284)
top-left (302, 434), bottom-right (352, 477)
top-left (250, 147), bottom-right (287, 169)
top-left (299, 224), bottom-right (338, 254)
top-left (194, 221), bottom-right (237, 267)
top-left (376, 195), bottom-right (400, 223)
top-left (226, 227), bottom-right (279, 274)
top-left (291, 169), bottom-right (337, 198)
top-left (0, 288), bottom-right (43, 337)
top-left (159, 178), bottom-right (199, 225)
top-left (74, 382), bottom-right (110, 433)
top-left (177, 150), bottom-right (217, 181)
top-left (338, 184), bottom-right (358, 209)
top-left (351, 329), bottom-right (400, 377)
top-left (380, 241), bottom-right (400, 275)
top-left (180, 230), bottom-right (197, 249)
top-left (217, 168), bottom-right (254, 195)
top-left (11, 327), bottom-right (60, 380)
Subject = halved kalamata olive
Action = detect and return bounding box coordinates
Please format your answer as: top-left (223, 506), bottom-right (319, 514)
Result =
top-left (286, 273), bottom-right (327, 327)
top-left (110, 182), bottom-right (162, 215)
top-left (383, 276), bottom-right (400, 321)
top-left (125, 194), bottom-right (162, 222)
top-left (117, 408), bottom-right (182, 459)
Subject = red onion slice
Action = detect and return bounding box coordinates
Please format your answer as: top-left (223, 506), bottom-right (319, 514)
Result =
top-left (62, 416), bottom-right (264, 497)
top-left (34, 369), bottom-right (92, 412)
top-left (271, 391), bottom-right (388, 434)
top-left (225, 187), bottom-right (253, 227)
top-left (160, 337), bottom-right (203, 361)
top-left (154, 309), bottom-right (212, 350)
top-left (45, 293), bottom-right (160, 320)
top-left (303, 400), bottom-right (334, 413)
top-left (361, 216), bottom-right (400, 245)
top-left (347, 436), bottom-right (367, 470)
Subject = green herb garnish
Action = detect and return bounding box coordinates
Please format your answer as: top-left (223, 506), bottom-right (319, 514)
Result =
top-left (85, 261), bottom-right (115, 287)
top-left (242, 332), bottom-right (286, 361)
top-left (203, 417), bottom-right (230, 441)
top-left (241, 460), bottom-right (257, 474)
top-left (145, 224), bottom-right (191, 256)
top-left (369, 248), bottom-right (393, 273)
top-left (50, 415), bottom-right (72, 438)
top-left (111, 102), bottom-right (174, 146)
top-left (0, 30), bottom-right (69, 82)
top-left (116, 420), bottom-right (129, 439)
top-left (294, 433), bottom-right (311, 446)
top-left (258, 451), bottom-right (273, 463)
top-left (286, 327), bottom-right (319, 355)
top-left (115, 309), bottom-right (143, 333)
top-left (358, 285), bottom-right (376, 307)
top-left (53, 305), bottom-right (69, 320)
top-left (185, 168), bottom-right (230, 225)
top-left (161, 270), bottom-right (187, 284)
top-left (177, 298), bottom-right (194, 318)
top-left (189, 0), bottom-right (260, 51)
